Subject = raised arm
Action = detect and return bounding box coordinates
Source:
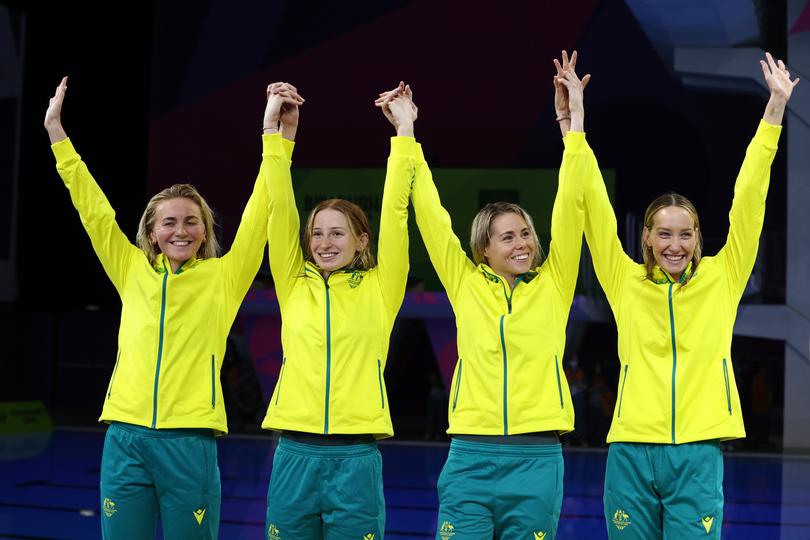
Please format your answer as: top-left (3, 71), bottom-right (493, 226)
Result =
top-left (45, 76), bottom-right (138, 293)
top-left (379, 83), bottom-right (473, 303)
top-left (222, 84), bottom-right (302, 302)
top-left (374, 83), bottom-right (418, 316)
top-left (543, 53), bottom-right (589, 305)
top-left (553, 56), bottom-right (635, 304)
top-left (718, 53), bottom-right (797, 297)
top-left (263, 82), bottom-right (306, 305)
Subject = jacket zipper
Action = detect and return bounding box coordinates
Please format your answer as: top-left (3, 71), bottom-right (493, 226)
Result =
top-left (452, 358), bottom-right (463, 412)
top-left (151, 268), bottom-right (170, 428)
top-left (723, 358), bottom-right (731, 415)
top-left (107, 348), bottom-right (121, 400)
top-left (667, 281), bottom-right (677, 444)
top-left (554, 355), bottom-right (564, 408)
top-left (617, 364), bottom-right (628, 417)
top-left (275, 357), bottom-right (286, 405)
top-left (497, 274), bottom-right (522, 436)
top-left (377, 359), bottom-right (385, 409)
top-left (324, 275), bottom-right (333, 434)
top-left (211, 354), bottom-right (216, 409)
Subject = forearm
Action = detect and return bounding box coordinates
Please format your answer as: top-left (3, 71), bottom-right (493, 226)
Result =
top-left (45, 123), bottom-right (67, 144)
top-left (762, 95), bottom-right (787, 126)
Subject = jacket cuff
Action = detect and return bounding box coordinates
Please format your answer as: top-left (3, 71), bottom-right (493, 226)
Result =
top-left (51, 137), bottom-right (78, 163)
top-left (390, 136), bottom-right (417, 157)
top-left (755, 119), bottom-right (782, 149)
top-left (563, 131), bottom-right (587, 151)
top-left (262, 133), bottom-right (287, 157)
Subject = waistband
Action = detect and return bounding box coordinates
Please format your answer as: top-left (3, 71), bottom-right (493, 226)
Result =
top-left (450, 437), bottom-right (562, 457)
top-left (277, 436), bottom-right (377, 458)
top-left (455, 431), bottom-right (559, 445)
top-left (109, 421), bottom-right (214, 439)
top-left (282, 430), bottom-right (375, 446)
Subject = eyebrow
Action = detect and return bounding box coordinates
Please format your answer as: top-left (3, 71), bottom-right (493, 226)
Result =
top-left (499, 228), bottom-right (530, 237)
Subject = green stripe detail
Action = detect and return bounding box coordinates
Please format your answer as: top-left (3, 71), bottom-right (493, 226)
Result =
top-left (452, 359), bottom-right (463, 412)
top-left (554, 355), bottom-right (564, 408)
top-left (151, 269), bottom-right (169, 428)
top-left (723, 358), bottom-right (731, 415)
top-left (275, 357), bottom-right (286, 405)
top-left (324, 280), bottom-right (332, 435)
top-left (107, 349), bottom-right (121, 400)
top-left (668, 281), bottom-right (677, 444)
top-left (500, 314), bottom-right (508, 435)
top-left (377, 359), bottom-right (385, 409)
top-left (618, 365), bottom-right (628, 417)
top-left (211, 355), bottom-right (216, 409)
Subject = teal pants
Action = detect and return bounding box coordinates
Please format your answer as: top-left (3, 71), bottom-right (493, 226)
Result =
top-left (265, 437), bottom-right (385, 540)
top-left (603, 441), bottom-right (723, 539)
top-left (99, 422), bottom-right (220, 540)
top-left (435, 438), bottom-right (563, 540)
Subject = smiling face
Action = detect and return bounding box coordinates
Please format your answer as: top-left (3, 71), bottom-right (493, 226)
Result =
top-left (148, 197), bottom-right (205, 272)
top-left (483, 212), bottom-right (537, 286)
top-left (643, 205), bottom-right (698, 281)
top-left (309, 208), bottom-right (369, 277)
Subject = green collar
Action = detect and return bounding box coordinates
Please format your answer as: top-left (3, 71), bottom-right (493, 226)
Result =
top-left (651, 262), bottom-right (694, 285)
top-left (154, 253), bottom-right (198, 275)
top-left (479, 264), bottom-right (537, 285)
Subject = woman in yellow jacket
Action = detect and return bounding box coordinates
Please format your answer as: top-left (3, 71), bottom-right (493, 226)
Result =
top-left (44, 78), bottom-right (300, 539)
top-left (573, 54), bottom-right (799, 539)
top-left (399, 54), bottom-right (590, 539)
top-left (261, 82), bottom-right (418, 540)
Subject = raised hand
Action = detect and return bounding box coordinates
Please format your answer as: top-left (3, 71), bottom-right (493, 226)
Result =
top-left (760, 53), bottom-right (800, 126)
top-left (264, 82), bottom-right (304, 140)
top-left (44, 76), bottom-right (68, 143)
top-left (553, 50), bottom-right (590, 120)
top-left (375, 81), bottom-right (418, 137)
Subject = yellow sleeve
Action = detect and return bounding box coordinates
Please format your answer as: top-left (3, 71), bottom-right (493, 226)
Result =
top-left (542, 132), bottom-right (587, 306)
top-left (376, 136), bottom-right (416, 318)
top-left (716, 120), bottom-right (781, 298)
top-left (222, 135), bottom-right (293, 303)
top-left (52, 138), bottom-right (138, 294)
top-left (264, 133), bottom-right (304, 305)
top-left (582, 134), bottom-right (633, 306)
top-left (411, 145), bottom-right (475, 305)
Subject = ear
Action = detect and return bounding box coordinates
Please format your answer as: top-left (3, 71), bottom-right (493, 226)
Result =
top-left (357, 232), bottom-right (369, 251)
top-left (149, 230), bottom-right (157, 245)
top-left (641, 226), bottom-right (651, 247)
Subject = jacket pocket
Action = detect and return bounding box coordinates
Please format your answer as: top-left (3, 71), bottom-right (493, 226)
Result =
top-left (211, 354), bottom-right (216, 409)
top-left (107, 349), bottom-right (121, 400)
top-left (275, 357), bottom-right (286, 406)
top-left (554, 355), bottom-right (564, 408)
top-left (377, 359), bottom-right (385, 409)
top-left (617, 364), bottom-right (629, 418)
top-left (452, 358), bottom-right (463, 412)
top-left (722, 358), bottom-right (731, 415)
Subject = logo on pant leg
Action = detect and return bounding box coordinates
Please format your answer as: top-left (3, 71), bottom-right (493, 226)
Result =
top-left (439, 521), bottom-right (455, 539)
top-left (268, 523), bottom-right (281, 540)
top-left (612, 509), bottom-right (631, 531)
top-left (193, 508), bottom-right (206, 525)
top-left (534, 532), bottom-right (547, 539)
top-left (702, 516), bottom-right (714, 534)
top-left (102, 498), bottom-right (117, 518)
top-left (363, 534), bottom-right (375, 540)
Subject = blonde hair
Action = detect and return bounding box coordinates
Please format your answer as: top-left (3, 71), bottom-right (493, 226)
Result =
top-left (469, 202), bottom-right (543, 267)
top-left (136, 184), bottom-right (219, 265)
top-left (642, 193), bottom-right (703, 283)
top-left (304, 199), bottom-right (375, 270)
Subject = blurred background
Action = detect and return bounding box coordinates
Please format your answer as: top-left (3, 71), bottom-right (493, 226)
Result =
top-left (1, 0), bottom-right (809, 455)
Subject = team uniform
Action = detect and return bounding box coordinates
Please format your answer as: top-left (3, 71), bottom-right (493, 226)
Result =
top-left (411, 132), bottom-right (591, 539)
top-left (261, 135), bottom-right (418, 539)
top-left (51, 134), bottom-right (290, 539)
top-left (582, 120), bottom-right (782, 538)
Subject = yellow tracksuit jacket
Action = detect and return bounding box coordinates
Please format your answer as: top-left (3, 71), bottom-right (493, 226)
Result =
top-left (52, 135), bottom-right (291, 433)
top-left (583, 120), bottom-right (781, 444)
top-left (261, 136), bottom-right (416, 438)
top-left (411, 133), bottom-right (590, 435)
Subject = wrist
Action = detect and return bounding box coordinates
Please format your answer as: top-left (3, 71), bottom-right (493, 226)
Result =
top-left (396, 122), bottom-right (414, 137)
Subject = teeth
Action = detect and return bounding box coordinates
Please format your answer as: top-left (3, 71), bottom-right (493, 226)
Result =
top-left (320, 253), bottom-right (337, 259)
top-left (512, 254), bottom-right (529, 261)
top-left (171, 241), bottom-right (190, 246)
